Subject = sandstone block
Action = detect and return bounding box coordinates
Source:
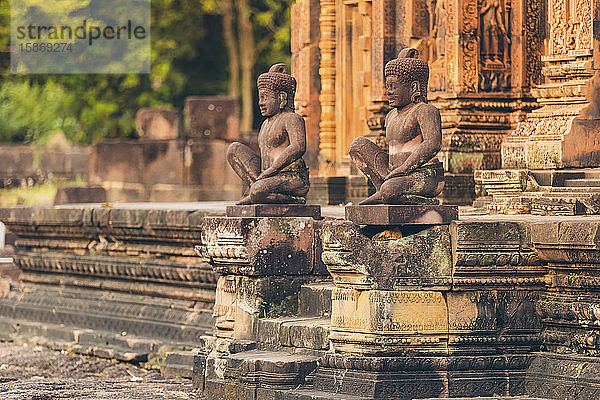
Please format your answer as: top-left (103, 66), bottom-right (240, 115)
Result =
top-left (345, 205), bottom-right (458, 225)
top-left (54, 186), bottom-right (107, 205)
top-left (136, 108), bottom-right (180, 139)
top-left (330, 287), bottom-right (448, 355)
top-left (225, 204), bottom-right (321, 218)
top-left (184, 96), bottom-right (239, 141)
top-left (321, 219), bottom-right (452, 290)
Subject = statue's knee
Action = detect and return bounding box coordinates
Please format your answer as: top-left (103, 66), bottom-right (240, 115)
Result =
top-left (349, 137), bottom-right (369, 157)
top-left (226, 142), bottom-right (241, 163)
top-left (379, 182), bottom-right (391, 203)
top-left (249, 180), bottom-right (268, 202)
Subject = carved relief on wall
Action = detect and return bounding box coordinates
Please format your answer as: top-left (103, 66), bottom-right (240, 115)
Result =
top-left (463, 0), bottom-right (480, 92)
top-left (445, 0), bottom-right (456, 91)
top-left (478, 0), bottom-right (511, 91)
top-left (428, 0), bottom-right (447, 91)
top-left (549, 0), bottom-right (592, 56)
top-left (525, 0), bottom-right (544, 87)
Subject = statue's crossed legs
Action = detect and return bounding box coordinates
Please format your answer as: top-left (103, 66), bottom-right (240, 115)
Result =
top-left (227, 142), bottom-right (309, 205)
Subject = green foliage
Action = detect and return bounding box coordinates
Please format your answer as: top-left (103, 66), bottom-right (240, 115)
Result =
top-left (0, 0), bottom-right (292, 143)
top-left (0, 80), bottom-right (78, 143)
top-left (253, 0), bottom-right (292, 70)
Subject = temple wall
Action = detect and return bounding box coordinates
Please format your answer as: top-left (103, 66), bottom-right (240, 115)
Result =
top-left (292, 0), bottom-right (546, 204)
top-left (0, 144), bottom-right (89, 187)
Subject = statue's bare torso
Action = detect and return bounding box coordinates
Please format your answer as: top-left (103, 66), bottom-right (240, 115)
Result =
top-left (386, 102), bottom-right (440, 169)
top-left (258, 111), bottom-right (305, 173)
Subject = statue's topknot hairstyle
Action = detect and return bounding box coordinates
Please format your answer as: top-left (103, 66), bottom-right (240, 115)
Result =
top-left (384, 48), bottom-right (429, 101)
top-left (257, 63), bottom-right (296, 109)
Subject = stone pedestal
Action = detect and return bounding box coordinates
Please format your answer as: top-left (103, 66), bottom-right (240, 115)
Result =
top-left (199, 213), bottom-right (329, 396)
top-left (314, 217), bottom-right (544, 398)
top-left (225, 204), bottom-right (321, 218)
top-left (345, 205), bottom-right (458, 225)
top-left (200, 215), bottom-right (326, 340)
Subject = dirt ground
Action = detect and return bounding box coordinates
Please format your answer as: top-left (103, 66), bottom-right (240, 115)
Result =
top-left (0, 341), bottom-right (198, 399)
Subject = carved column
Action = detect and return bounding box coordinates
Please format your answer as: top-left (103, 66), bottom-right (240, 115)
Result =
top-left (366, 0), bottom-right (397, 150)
top-left (318, 0), bottom-right (337, 175)
top-left (292, 0), bottom-right (321, 170)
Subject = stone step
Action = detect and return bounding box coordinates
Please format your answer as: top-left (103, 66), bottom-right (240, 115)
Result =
top-left (73, 329), bottom-right (155, 362)
top-left (532, 169), bottom-right (600, 186)
top-left (0, 316), bottom-right (200, 363)
top-left (381, 394), bottom-right (548, 400)
top-left (257, 316), bottom-right (330, 350)
top-left (277, 388), bottom-right (369, 400)
top-left (159, 350), bottom-right (199, 378)
top-left (562, 178), bottom-right (600, 187)
top-left (223, 350), bottom-right (320, 388)
top-left (299, 281), bottom-right (335, 317)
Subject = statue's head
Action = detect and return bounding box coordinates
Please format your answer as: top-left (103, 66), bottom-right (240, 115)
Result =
top-left (257, 63), bottom-right (296, 117)
top-left (384, 48), bottom-right (429, 108)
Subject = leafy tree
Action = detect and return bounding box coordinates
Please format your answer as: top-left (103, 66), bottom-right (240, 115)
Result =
top-left (0, 80), bottom-right (77, 142)
top-left (0, 0), bottom-right (292, 144)
top-left (203, 0), bottom-right (292, 131)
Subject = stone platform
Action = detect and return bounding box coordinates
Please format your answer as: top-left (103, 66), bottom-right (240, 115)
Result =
top-left (195, 213), bottom-right (600, 399)
top-left (2, 204), bottom-right (600, 399)
top-left (0, 205), bottom-right (219, 362)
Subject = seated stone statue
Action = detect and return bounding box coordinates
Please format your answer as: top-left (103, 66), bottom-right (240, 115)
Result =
top-left (349, 48), bottom-right (444, 205)
top-left (227, 64), bottom-right (310, 205)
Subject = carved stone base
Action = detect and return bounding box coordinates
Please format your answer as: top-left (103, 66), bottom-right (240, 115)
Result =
top-left (309, 353), bottom-right (533, 399)
top-left (503, 114), bottom-right (600, 170)
top-left (474, 168), bottom-right (600, 215)
top-left (330, 287), bottom-right (541, 356)
top-left (222, 350), bottom-right (319, 388)
top-left (330, 288), bottom-right (448, 355)
top-left (526, 353), bottom-right (600, 399)
top-left (225, 204), bottom-right (321, 218)
top-left (345, 205), bottom-right (459, 225)
top-left (321, 220), bottom-right (452, 291)
top-left (202, 216), bottom-right (329, 340)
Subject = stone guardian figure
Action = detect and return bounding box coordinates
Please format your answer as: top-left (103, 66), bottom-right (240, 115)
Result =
top-left (428, 0), bottom-right (446, 62)
top-left (480, 0), bottom-right (509, 64)
top-left (226, 64), bottom-right (310, 205)
top-left (349, 48), bottom-right (444, 205)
